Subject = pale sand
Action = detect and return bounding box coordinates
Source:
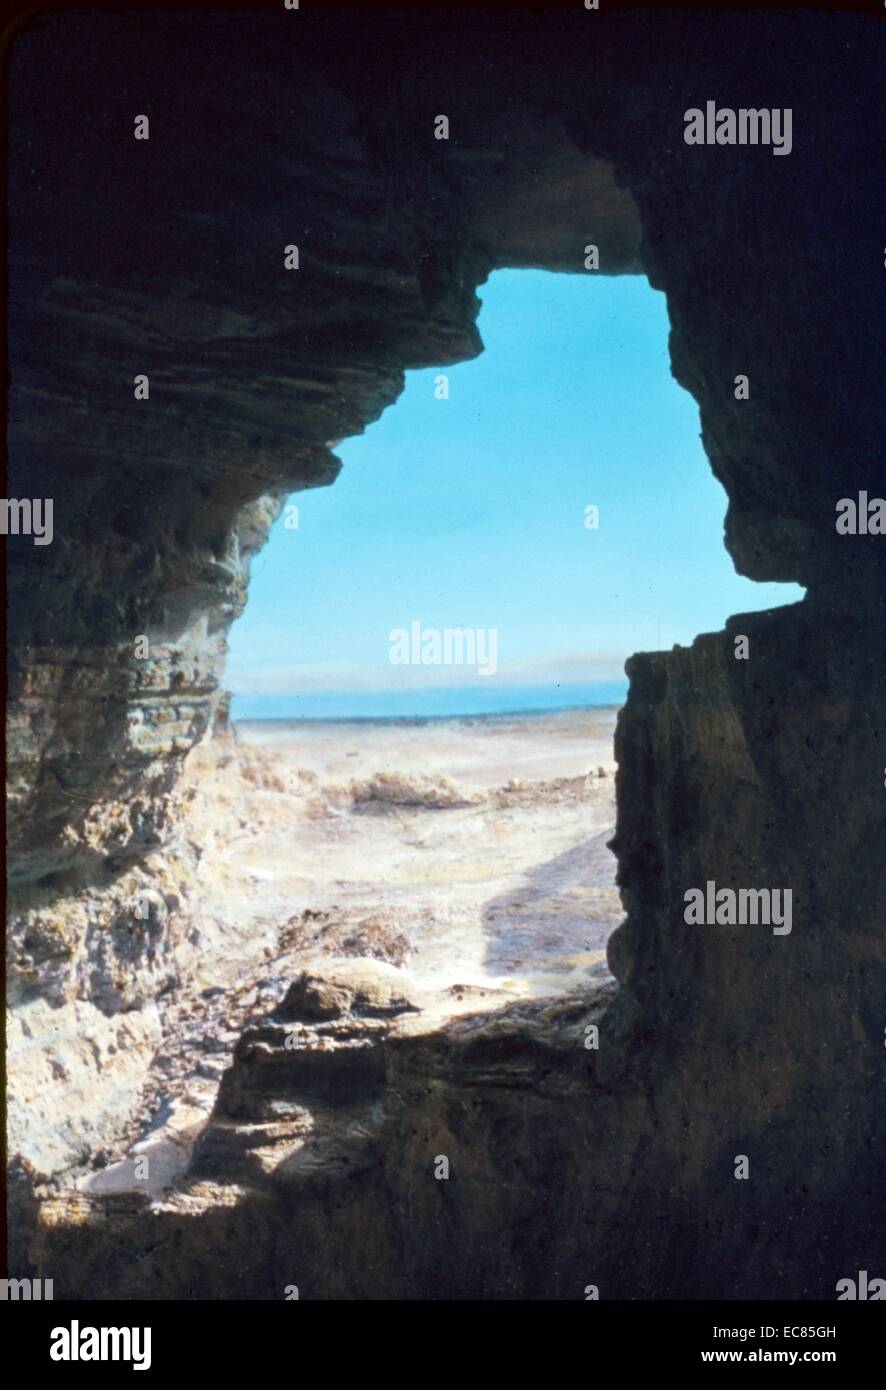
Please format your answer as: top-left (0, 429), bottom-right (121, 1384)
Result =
top-left (198, 706), bottom-right (623, 999)
top-left (81, 706), bottom-right (623, 1194)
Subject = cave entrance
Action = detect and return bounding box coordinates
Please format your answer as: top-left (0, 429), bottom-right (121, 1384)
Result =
top-left (212, 269), bottom-right (803, 1013)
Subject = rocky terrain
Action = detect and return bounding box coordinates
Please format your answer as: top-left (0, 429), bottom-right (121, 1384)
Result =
top-left (22, 710), bottom-right (620, 1207)
top-left (6, 9), bottom-right (885, 1297)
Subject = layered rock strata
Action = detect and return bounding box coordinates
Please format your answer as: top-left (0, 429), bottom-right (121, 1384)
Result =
top-left (7, 9), bottom-right (885, 1297)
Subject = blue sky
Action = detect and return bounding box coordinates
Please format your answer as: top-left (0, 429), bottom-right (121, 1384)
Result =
top-left (227, 270), bottom-right (803, 720)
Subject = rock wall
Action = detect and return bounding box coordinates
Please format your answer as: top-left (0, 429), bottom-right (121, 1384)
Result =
top-left (7, 8), bottom-right (885, 1296)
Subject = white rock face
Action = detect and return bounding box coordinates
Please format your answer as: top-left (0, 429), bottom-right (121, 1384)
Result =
top-left (7, 998), bottom-right (163, 1179)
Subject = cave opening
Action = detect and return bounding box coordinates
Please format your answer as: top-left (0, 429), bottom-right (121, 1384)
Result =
top-left (10, 263), bottom-right (808, 1216)
top-left (9, 5), bottom-right (879, 1304)
top-left (211, 269), bottom-right (805, 1015)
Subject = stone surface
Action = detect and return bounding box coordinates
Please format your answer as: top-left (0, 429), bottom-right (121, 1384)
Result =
top-left (279, 963), bottom-right (421, 1023)
top-left (7, 8), bottom-right (885, 1298)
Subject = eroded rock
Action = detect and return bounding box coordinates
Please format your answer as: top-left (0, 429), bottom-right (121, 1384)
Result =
top-left (7, 7), bottom-right (884, 1298)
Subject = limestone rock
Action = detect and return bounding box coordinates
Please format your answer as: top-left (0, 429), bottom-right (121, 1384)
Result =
top-left (7, 7), bottom-right (884, 1299)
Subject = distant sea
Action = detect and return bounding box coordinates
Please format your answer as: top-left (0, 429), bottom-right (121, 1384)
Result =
top-left (230, 680), bottom-right (628, 723)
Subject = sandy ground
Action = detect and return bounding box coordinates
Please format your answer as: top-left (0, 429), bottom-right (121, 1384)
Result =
top-left (203, 707), bottom-right (621, 996)
top-left (81, 706), bottom-right (622, 1195)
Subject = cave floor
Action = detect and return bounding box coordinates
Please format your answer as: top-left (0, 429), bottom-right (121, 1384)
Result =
top-left (79, 707), bottom-right (622, 1198)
